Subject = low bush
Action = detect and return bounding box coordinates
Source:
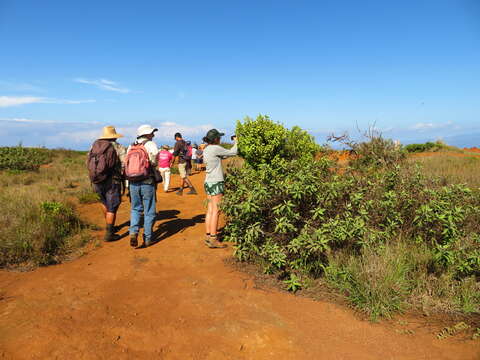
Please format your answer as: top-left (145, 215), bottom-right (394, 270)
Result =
top-left (0, 195), bottom-right (86, 268)
top-left (223, 117), bottom-right (480, 319)
top-left (0, 146), bottom-right (53, 171)
top-left (403, 140), bottom-right (457, 154)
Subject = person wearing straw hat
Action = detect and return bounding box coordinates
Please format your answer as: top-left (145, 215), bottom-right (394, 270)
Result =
top-left (87, 126), bottom-right (127, 242)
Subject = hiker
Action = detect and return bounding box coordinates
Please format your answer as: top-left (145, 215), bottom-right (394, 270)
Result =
top-left (87, 126), bottom-right (126, 242)
top-left (202, 129), bottom-right (238, 248)
top-left (125, 125), bottom-right (159, 248)
top-left (172, 132), bottom-right (197, 195)
top-left (195, 144), bottom-right (205, 171)
top-left (191, 143), bottom-right (197, 173)
top-left (157, 145), bottom-right (173, 192)
top-left (185, 140), bottom-right (193, 176)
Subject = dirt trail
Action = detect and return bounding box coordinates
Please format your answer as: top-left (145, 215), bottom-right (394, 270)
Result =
top-left (1, 173), bottom-right (479, 360)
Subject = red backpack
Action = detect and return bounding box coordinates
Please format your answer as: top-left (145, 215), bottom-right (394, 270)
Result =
top-left (87, 140), bottom-right (118, 184)
top-left (124, 141), bottom-right (151, 182)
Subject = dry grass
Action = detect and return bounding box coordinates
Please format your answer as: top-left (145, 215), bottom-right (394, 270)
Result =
top-left (0, 149), bottom-right (94, 269)
top-left (410, 153), bottom-right (480, 188)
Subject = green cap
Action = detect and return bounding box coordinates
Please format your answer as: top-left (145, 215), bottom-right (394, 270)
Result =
top-left (205, 128), bottom-right (225, 141)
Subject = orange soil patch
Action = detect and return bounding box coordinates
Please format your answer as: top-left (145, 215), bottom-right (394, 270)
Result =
top-left (0, 172), bottom-right (479, 359)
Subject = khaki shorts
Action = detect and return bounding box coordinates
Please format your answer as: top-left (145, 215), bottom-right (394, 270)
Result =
top-left (178, 162), bottom-right (188, 179)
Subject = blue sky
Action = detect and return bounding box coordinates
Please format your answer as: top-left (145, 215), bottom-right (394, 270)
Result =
top-left (0, 0), bottom-right (479, 149)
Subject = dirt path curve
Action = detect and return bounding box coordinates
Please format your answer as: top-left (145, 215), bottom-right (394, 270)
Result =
top-left (1, 173), bottom-right (479, 360)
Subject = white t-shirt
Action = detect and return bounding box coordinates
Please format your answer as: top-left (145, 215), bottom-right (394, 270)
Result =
top-left (191, 147), bottom-right (197, 160)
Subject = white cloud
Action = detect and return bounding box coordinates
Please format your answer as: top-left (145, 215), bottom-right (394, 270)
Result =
top-left (74, 78), bottom-right (131, 93)
top-left (0, 118), bottom-right (99, 125)
top-left (155, 121), bottom-right (215, 139)
top-left (51, 122), bottom-right (217, 146)
top-left (0, 96), bottom-right (42, 107)
top-left (0, 96), bottom-right (95, 107)
top-left (42, 98), bottom-right (96, 105)
top-left (0, 81), bottom-right (45, 93)
top-left (411, 121), bottom-right (454, 131)
top-left (0, 118), bottom-right (222, 149)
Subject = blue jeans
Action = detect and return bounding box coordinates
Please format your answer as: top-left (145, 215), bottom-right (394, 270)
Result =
top-left (129, 182), bottom-right (156, 243)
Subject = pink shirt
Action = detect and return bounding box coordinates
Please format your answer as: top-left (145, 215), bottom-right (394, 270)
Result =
top-left (157, 150), bottom-right (173, 168)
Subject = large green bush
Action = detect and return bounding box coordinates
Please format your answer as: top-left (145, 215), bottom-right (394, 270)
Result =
top-left (236, 115), bottom-right (320, 168)
top-left (223, 124), bottom-right (480, 319)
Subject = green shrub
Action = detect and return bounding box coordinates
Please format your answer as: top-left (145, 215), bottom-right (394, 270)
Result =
top-left (403, 141), bottom-right (457, 154)
top-left (0, 196), bottom-right (84, 267)
top-left (0, 146), bottom-right (52, 171)
top-left (404, 142), bottom-right (438, 153)
top-left (223, 125), bottom-right (480, 319)
top-left (235, 115), bottom-right (320, 168)
top-left (236, 115), bottom-right (288, 168)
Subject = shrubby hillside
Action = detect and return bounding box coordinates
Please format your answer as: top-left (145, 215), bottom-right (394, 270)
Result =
top-left (223, 115), bottom-right (480, 319)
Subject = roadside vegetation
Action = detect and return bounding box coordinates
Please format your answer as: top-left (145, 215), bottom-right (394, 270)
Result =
top-left (223, 115), bottom-right (480, 321)
top-left (0, 146), bottom-right (94, 269)
top-left (403, 141), bottom-right (450, 154)
top-left (0, 145), bottom-right (53, 171)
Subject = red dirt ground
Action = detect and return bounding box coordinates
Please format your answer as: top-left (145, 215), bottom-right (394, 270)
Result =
top-left (464, 147), bottom-right (480, 153)
top-left (0, 173), bottom-right (479, 359)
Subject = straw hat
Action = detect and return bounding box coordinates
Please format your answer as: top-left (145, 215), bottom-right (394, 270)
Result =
top-left (162, 144), bottom-right (170, 150)
top-left (99, 126), bottom-right (123, 139)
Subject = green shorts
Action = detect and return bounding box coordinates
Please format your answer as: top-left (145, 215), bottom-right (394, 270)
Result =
top-left (204, 181), bottom-right (225, 196)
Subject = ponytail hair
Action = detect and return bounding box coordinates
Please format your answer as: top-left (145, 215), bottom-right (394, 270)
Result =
top-left (203, 136), bottom-right (216, 145)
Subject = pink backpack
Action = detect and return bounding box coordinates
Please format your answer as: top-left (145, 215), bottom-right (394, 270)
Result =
top-left (124, 142), bottom-right (151, 182)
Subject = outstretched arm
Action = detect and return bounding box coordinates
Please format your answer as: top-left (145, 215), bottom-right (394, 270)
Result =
top-left (215, 142), bottom-right (238, 158)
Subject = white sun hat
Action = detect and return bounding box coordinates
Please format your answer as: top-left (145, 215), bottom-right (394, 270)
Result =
top-left (136, 124), bottom-right (158, 138)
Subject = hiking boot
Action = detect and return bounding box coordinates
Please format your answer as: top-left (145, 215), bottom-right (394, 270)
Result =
top-left (104, 232), bottom-right (121, 242)
top-left (139, 240), bottom-right (151, 248)
top-left (187, 188), bottom-right (197, 195)
top-left (130, 233), bottom-right (138, 247)
top-left (205, 236), bottom-right (227, 249)
top-left (104, 224), bottom-right (120, 242)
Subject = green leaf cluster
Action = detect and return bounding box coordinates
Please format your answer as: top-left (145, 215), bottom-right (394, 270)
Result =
top-left (235, 115), bottom-right (320, 168)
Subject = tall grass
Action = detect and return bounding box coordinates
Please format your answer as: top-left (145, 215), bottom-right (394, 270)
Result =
top-left (411, 154), bottom-right (480, 188)
top-left (0, 148), bottom-right (93, 269)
